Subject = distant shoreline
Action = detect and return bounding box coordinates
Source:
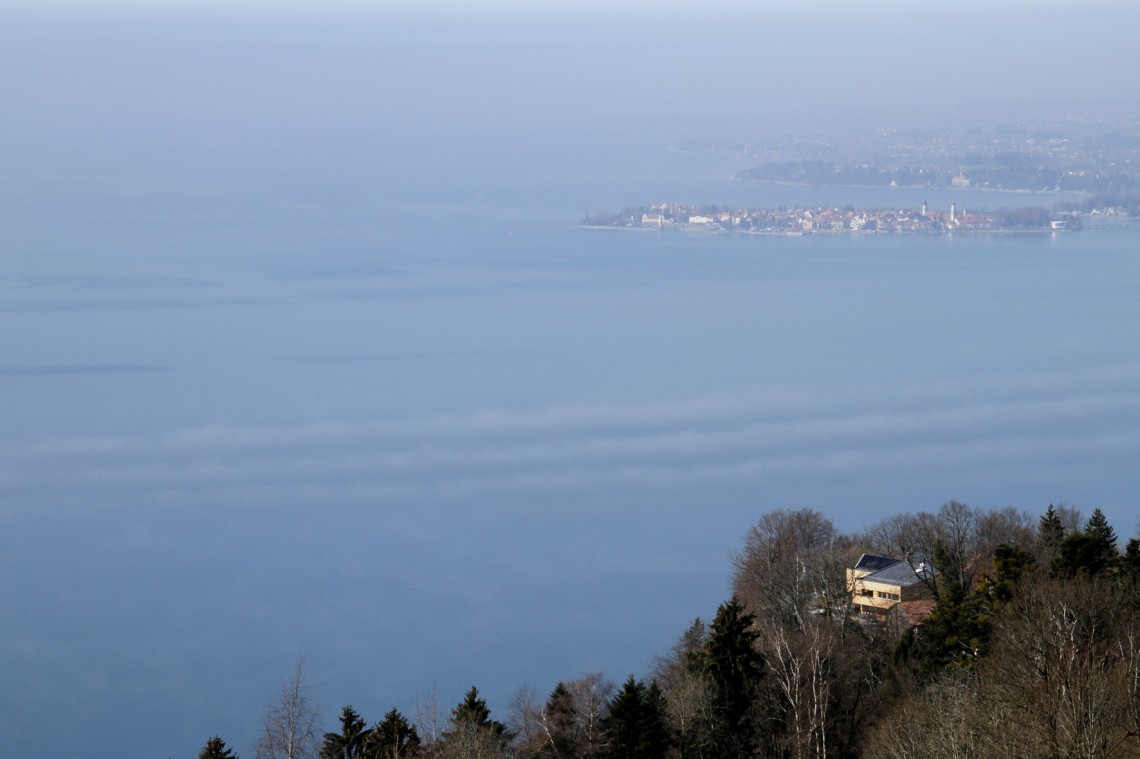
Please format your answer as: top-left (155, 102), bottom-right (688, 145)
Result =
top-left (580, 224), bottom-right (1073, 236)
top-left (582, 203), bottom-right (1085, 235)
top-left (577, 224), bottom-right (662, 232)
top-left (732, 177), bottom-right (1075, 195)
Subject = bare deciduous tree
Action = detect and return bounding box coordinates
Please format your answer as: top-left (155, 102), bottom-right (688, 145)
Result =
top-left (415, 686), bottom-right (446, 758)
top-left (255, 659), bottom-right (321, 759)
top-left (509, 674), bottom-right (613, 759)
top-left (652, 619), bottom-right (717, 759)
top-left (660, 664), bottom-right (716, 759)
top-left (507, 684), bottom-right (545, 758)
top-left (863, 501), bottom-right (1001, 596)
top-left (866, 672), bottom-right (984, 759)
top-left (564, 673), bottom-right (613, 757)
top-left (975, 505), bottom-right (1034, 557)
top-left (762, 619), bottom-right (838, 759)
top-left (981, 575), bottom-right (1139, 759)
top-left (868, 573), bottom-right (1140, 759)
top-left (732, 509), bottom-right (852, 630)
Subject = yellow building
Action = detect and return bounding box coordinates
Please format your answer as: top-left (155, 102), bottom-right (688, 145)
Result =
top-left (847, 554), bottom-right (935, 621)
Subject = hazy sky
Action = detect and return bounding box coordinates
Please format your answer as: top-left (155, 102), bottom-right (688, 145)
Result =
top-left (5, 0), bottom-right (1137, 12)
top-left (5, 0), bottom-right (1140, 155)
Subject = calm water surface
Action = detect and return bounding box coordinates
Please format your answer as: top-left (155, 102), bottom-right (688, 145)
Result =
top-left (2, 134), bottom-right (1138, 758)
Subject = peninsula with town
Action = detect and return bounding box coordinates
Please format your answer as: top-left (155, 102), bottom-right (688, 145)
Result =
top-left (581, 202), bottom-right (1081, 235)
top-left (582, 118), bottom-right (1140, 235)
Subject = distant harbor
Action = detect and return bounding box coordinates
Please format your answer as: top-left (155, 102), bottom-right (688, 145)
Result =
top-left (582, 203), bottom-right (1084, 235)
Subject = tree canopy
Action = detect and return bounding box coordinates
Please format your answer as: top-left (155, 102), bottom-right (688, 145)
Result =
top-left (210, 502), bottom-right (1137, 759)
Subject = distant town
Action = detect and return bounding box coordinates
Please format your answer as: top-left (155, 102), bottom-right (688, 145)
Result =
top-left (582, 203), bottom-right (1083, 235)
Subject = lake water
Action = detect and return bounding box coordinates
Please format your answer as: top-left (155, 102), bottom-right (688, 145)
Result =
top-left (2, 126), bottom-right (1139, 758)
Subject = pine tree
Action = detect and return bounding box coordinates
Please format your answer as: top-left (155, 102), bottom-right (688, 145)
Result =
top-left (693, 599), bottom-right (764, 759)
top-left (1123, 538), bottom-right (1140, 605)
top-left (321, 706), bottom-right (371, 759)
top-left (896, 582), bottom-right (991, 679)
top-left (1084, 508), bottom-right (1118, 552)
top-left (451, 687), bottom-right (496, 728)
top-left (603, 677), bottom-right (668, 759)
top-left (364, 708), bottom-right (420, 759)
top-left (201, 736), bottom-right (239, 759)
top-left (1052, 509), bottom-right (1120, 578)
top-left (1052, 532), bottom-right (1112, 577)
top-left (986, 543), bottom-right (1037, 610)
top-left (674, 619), bottom-right (708, 664)
top-left (537, 683), bottom-right (578, 758)
top-left (1038, 504), bottom-right (1065, 559)
top-left (1125, 537), bottom-right (1140, 573)
top-left (439, 687), bottom-right (510, 759)
top-left (641, 682), bottom-right (669, 759)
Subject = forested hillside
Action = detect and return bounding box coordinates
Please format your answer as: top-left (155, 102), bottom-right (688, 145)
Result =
top-left (202, 503), bottom-right (1140, 759)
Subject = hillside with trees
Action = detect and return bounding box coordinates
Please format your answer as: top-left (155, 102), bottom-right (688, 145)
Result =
top-left (203, 502), bottom-right (1140, 759)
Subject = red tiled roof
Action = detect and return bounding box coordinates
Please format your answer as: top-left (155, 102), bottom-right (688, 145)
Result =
top-left (896, 599), bottom-right (938, 626)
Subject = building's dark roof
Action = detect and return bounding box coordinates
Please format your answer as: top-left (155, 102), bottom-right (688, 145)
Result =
top-left (853, 553), bottom-right (902, 573)
top-left (853, 553), bottom-right (936, 587)
top-left (865, 561), bottom-right (930, 587)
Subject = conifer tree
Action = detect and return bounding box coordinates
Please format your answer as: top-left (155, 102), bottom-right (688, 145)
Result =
top-left (893, 539), bottom-right (1038, 681)
top-left (321, 706), bottom-right (371, 759)
top-left (895, 581), bottom-right (991, 679)
top-left (1038, 504), bottom-right (1066, 560)
top-left (641, 682), bottom-right (669, 759)
top-left (364, 708), bottom-right (420, 759)
top-left (1052, 532), bottom-right (1112, 577)
top-left (692, 599), bottom-right (765, 759)
top-left (673, 619), bottom-right (708, 663)
top-left (537, 683), bottom-right (578, 758)
top-left (448, 687), bottom-right (506, 738)
top-left (1125, 537), bottom-right (1140, 573)
top-left (1123, 538), bottom-right (1140, 605)
top-left (1051, 509), bottom-right (1119, 579)
top-left (201, 736), bottom-right (239, 759)
top-left (439, 687), bottom-right (510, 759)
top-left (1084, 508), bottom-right (1118, 552)
top-left (986, 543), bottom-right (1037, 610)
top-left (603, 677), bottom-right (668, 759)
